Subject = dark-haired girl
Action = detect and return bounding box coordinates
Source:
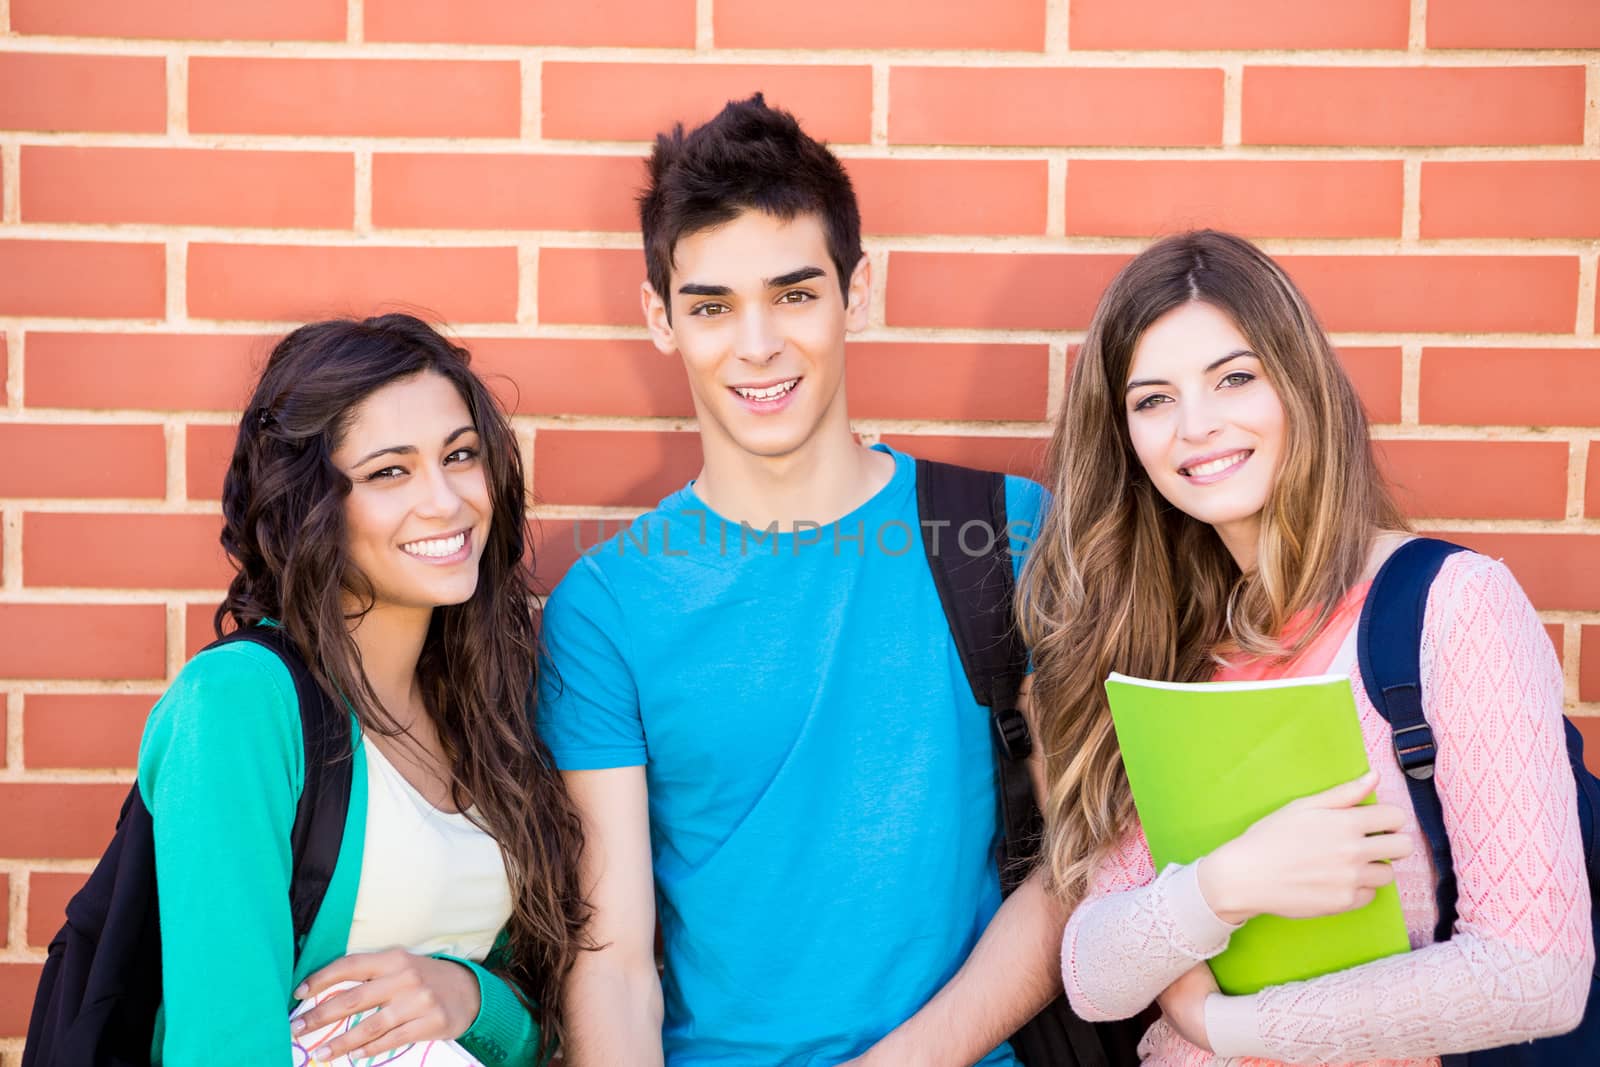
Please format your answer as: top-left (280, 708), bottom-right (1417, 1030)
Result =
top-left (137, 314), bottom-right (585, 1064)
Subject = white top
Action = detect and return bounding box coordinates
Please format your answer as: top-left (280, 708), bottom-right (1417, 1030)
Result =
top-left (345, 734), bottom-right (513, 961)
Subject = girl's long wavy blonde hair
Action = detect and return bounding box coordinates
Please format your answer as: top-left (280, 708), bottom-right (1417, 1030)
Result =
top-left (1017, 231), bottom-right (1408, 907)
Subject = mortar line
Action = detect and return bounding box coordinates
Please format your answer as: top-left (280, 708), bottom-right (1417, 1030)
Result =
top-left (1574, 438), bottom-right (1592, 522)
top-left (517, 243), bottom-right (540, 326)
top-left (348, 0), bottom-right (364, 44)
top-left (1564, 623), bottom-right (1583, 709)
top-left (521, 57), bottom-right (542, 143)
top-left (1587, 62), bottom-right (1599, 147)
top-left (166, 420), bottom-right (187, 504)
top-left (4, 326), bottom-right (21, 410)
top-left (167, 52), bottom-right (188, 137)
top-left (1046, 340), bottom-right (1069, 421)
top-left (1408, 0), bottom-right (1428, 52)
top-left (1046, 155), bottom-right (1067, 238)
top-left (2, 509), bottom-right (21, 592)
top-left (1, 141), bottom-right (18, 224)
top-left (1045, 0), bottom-right (1070, 54)
top-left (868, 248), bottom-right (890, 329)
top-left (1401, 159), bottom-right (1422, 243)
top-left (5, 692), bottom-right (21, 776)
top-left (164, 602), bottom-right (185, 681)
top-left (695, 0), bottom-right (714, 50)
top-left (354, 148), bottom-right (373, 233)
top-left (7, 857), bottom-right (24, 951)
top-left (165, 240), bottom-right (187, 323)
top-left (1222, 62), bottom-right (1243, 147)
top-left (871, 63), bottom-right (889, 147)
top-left (1399, 343), bottom-right (1422, 425)
top-left (1578, 253), bottom-right (1598, 338)
top-left (0, 0), bottom-right (10, 33)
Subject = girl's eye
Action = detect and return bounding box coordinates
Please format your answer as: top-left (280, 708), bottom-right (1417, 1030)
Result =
top-left (777, 289), bottom-right (815, 305)
top-left (689, 301), bottom-right (730, 317)
top-left (1219, 370), bottom-right (1256, 388)
top-left (1131, 393), bottom-right (1170, 412)
top-left (445, 447), bottom-right (479, 465)
top-left (366, 465), bottom-right (406, 481)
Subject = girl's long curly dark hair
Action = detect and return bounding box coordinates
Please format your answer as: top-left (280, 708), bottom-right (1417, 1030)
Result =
top-left (217, 313), bottom-right (587, 1055)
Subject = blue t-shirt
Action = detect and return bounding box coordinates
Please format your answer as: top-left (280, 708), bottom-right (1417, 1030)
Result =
top-left (538, 446), bottom-right (1045, 1066)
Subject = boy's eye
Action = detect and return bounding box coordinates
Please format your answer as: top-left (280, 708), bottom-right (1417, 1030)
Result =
top-left (777, 289), bottom-right (815, 305)
top-left (689, 301), bottom-right (731, 317)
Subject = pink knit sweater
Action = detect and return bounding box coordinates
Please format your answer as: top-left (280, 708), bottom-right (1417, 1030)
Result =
top-left (1061, 552), bottom-right (1594, 1065)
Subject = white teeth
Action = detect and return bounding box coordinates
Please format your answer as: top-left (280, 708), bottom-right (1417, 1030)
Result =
top-left (734, 379), bottom-right (798, 401)
top-left (401, 532), bottom-right (466, 558)
top-left (1185, 452), bottom-right (1249, 478)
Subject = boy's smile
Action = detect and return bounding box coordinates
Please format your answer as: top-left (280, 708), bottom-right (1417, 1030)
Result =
top-left (642, 208), bottom-right (870, 469)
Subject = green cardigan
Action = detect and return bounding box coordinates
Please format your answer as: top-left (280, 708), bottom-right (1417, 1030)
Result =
top-left (139, 639), bottom-right (542, 1066)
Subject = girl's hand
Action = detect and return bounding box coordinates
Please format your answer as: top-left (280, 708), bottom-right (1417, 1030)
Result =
top-left (290, 949), bottom-right (481, 1061)
top-left (1157, 963), bottom-right (1218, 1052)
top-left (1198, 770), bottom-right (1412, 925)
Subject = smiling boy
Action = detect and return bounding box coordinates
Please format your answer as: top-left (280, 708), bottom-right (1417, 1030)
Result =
top-left (537, 95), bottom-right (1063, 1066)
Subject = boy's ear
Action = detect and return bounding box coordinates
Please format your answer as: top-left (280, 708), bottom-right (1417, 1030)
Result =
top-left (642, 281), bottom-right (677, 355)
top-left (844, 254), bottom-right (872, 334)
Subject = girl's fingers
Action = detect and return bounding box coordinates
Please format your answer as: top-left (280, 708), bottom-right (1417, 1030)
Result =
top-left (1359, 831), bottom-right (1414, 863)
top-left (1353, 803), bottom-right (1407, 834)
top-left (298, 950), bottom-right (396, 1000)
top-left (346, 1017), bottom-right (439, 1060)
top-left (294, 974), bottom-right (397, 1037)
top-left (1298, 770), bottom-right (1379, 810)
top-left (313, 1003), bottom-right (402, 1061)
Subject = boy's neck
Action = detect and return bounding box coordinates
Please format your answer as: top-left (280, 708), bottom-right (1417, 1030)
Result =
top-left (693, 414), bottom-right (894, 531)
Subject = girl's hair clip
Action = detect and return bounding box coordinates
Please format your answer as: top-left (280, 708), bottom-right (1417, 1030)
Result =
top-left (254, 407), bottom-right (276, 430)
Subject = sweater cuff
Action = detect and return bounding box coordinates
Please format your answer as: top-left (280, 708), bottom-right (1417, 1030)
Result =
top-left (1165, 861), bottom-right (1241, 957)
top-left (433, 953), bottom-right (540, 1066)
top-left (1205, 992), bottom-right (1272, 1060)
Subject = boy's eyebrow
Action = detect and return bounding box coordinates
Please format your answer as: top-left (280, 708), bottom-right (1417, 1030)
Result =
top-left (676, 266), bottom-right (827, 299)
top-left (1125, 350), bottom-right (1257, 393)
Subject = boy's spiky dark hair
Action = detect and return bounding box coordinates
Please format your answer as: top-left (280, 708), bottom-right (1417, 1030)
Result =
top-left (639, 93), bottom-right (862, 318)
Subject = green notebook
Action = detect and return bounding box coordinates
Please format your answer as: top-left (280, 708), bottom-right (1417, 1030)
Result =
top-left (1104, 671), bottom-right (1411, 995)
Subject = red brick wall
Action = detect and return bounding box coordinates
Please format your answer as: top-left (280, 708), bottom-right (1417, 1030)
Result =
top-left (2, 2), bottom-right (1598, 1053)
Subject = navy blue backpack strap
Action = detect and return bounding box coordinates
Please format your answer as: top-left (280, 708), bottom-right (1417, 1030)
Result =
top-left (204, 626), bottom-right (352, 949)
top-left (1356, 537), bottom-right (1469, 944)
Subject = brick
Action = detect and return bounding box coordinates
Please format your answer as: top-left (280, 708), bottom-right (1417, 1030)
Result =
top-left (24, 513), bottom-right (229, 589)
top-left (542, 63), bottom-right (872, 143)
top-left (1375, 440), bottom-right (1568, 520)
top-left (0, 783), bottom-right (126, 858)
top-left (189, 58), bottom-right (520, 138)
top-left (1584, 626), bottom-right (1599, 702)
top-left (186, 601), bottom-right (224, 659)
top-left (1578, 718), bottom-right (1600, 777)
top-left (1071, 0), bottom-right (1408, 48)
top-left (1340, 346), bottom-right (1403, 425)
top-left (187, 244), bottom-right (519, 324)
top-left (185, 423), bottom-right (237, 503)
top-left (532, 518), bottom-right (587, 590)
top-left (0, 425), bottom-right (166, 499)
top-left (890, 67), bottom-right (1222, 147)
top-left (1420, 348), bottom-right (1600, 427)
top-left (847, 158), bottom-right (1049, 236)
top-left (367, 0), bottom-right (694, 45)
top-left (0, 873), bottom-right (7, 940)
top-left (28, 872), bottom-right (87, 948)
top-left (24, 694), bottom-right (149, 769)
top-left (468, 338), bottom-right (692, 417)
top-left (1420, 533), bottom-right (1599, 612)
top-left (877, 435), bottom-right (1047, 482)
top-left (716, 0), bottom-right (1045, 49)
top-left (1588, 445), bottom-right (1599, 518)
top-left (885, 252), bottom-right (1130, 331)
top-left (1, 963), bottom-right (46, 1037)
top-left (25, 333), bottom-right (270, 411)
top-left (0, 52), bottom-right (164, 133)
top-left (1547, 624), bottom-right (1565, 667)
top-left (13, 0), bottom-right (345, 38)
top-left (538, 248), bottom-right (644, 327)
top-left (849, 343), bottom-right (1050, 421)
top-left (1421, 162), bottom-right (1600, 239)
top-left (372, 153), bottom-right (642, 232)
top-left (1276, 256), bottom-right (1578, 334)
top-left (532, 430), bottom-right (701, 507)
top-left (0, 240), bottom-right (165, 319)
top-left (1066, 160), bottom-right (1403, 239)
top-left (22, 147), bottom-right (354, 229)
top-left (1243, 66), bottom-right (1585, 146)
top-left (1429, 0), bottom-right (1600, 48)
top-left (0, 604), bottom-right (165, 680)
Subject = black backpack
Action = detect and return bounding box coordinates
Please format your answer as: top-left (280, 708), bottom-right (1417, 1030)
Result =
top-left (1357, 537), bottom-right (1600, 1065)
top-left (23, 626), bottom-right (352, 1067)
top-left (917, 459), bottom-right (1146, 1067)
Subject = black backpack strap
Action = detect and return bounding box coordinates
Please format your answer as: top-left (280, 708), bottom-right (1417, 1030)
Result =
top-left (204, 626), bottom-right (352, 951)
top-left (915, 458), bottom-right (1037, 893)
top-left (1356, 537), bottom-right (1469, 944)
